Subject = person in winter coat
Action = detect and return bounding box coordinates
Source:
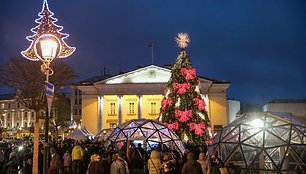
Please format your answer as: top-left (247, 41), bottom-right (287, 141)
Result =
top-left (197, 152), bottom-right (209, 174)
top-left (62, 150), bottom-right (71, 174)
top-left (87, 154), bottom-right (103, 174)
top-left (100, 153), bottom-right (111, 174)
top-left (148, 150), bottom-right (161, 174)
top-left (182, 153), bottom-right (203, 174)
top-left (48, 147), bottom-right (62, 174)
top-left (161, 152), bottom-right (176, 174)
top-left (72, 142), bottom-right (84, 174)
top-left (110, 151), bottom-right (129, 174)
top-left (209, 151), bottom-right (224, 174)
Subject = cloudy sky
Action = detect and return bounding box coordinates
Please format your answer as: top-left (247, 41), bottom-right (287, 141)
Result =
top-left (1, 0), bottom-right (306, 104)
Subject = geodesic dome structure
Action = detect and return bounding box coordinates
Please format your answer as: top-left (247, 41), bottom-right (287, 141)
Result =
top-left (208, 112), bottom-right (306, 173)
top-left (95, 128), bottom-right (113, 142)
top-left (104, 119), bottom-right (185, 154)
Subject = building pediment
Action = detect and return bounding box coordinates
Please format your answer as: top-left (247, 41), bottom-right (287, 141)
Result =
top-left (95, 65), bottom-right (171, 84)
top-left (94, 64), bottom-right (216, 85)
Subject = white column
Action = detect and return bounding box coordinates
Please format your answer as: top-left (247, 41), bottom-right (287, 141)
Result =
top-left (21, 111), bottom-right (24, 128)
top-left (4, 113), bottom-right (7, 128)
top-left (12, 112), bottom-right (14, 128)
top-left (138, 95), bottom-right (142, 119)
top-left (97, 95), bottom-right (104, 131)
top-left (118, 95), bottom-right (122, 124)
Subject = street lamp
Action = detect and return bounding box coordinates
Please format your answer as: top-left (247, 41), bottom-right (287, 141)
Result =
top-left (34, 34), bottom-right (60, 174)
top-left (21, 1), bottom-right (75, 174)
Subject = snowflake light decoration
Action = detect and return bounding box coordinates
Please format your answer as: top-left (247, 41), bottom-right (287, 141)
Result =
top-left (175, 33), bottom-right (190, 49)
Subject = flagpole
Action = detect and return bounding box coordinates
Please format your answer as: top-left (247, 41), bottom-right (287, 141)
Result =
top-left (151, 43), bottom-right (154, 64)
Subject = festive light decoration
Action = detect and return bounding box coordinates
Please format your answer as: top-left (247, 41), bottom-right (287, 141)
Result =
top-left (21, 0), bottom-right (75, 61)
top-left (159, 33), bottom-right (211, 145)
top-left (175, 33), bottom-right (190, 49)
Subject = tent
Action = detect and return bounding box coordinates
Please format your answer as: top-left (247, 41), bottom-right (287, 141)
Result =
top-left (104, 119), bottom-right (185, 154)
top-left (66, 127), bottom-right (93, 140)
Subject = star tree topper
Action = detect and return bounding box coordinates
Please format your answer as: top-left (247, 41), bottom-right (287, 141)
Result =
top-left (175, 33), bottom-right (190, 49)
top-left (21, 0), bottom-right (75, 61)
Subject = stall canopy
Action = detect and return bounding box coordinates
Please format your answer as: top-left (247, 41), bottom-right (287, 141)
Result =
top-left (209, 112), bottom-right (306, 173)
top-left (66, 127), bottom-right (93, 140)
top-left (104, 119), bottom-right (185, 154)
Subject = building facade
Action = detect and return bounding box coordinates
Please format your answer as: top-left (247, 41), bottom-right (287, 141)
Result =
top-left (263, 99), bottom-right (306, 122)
top-left (75, 65), bottom-right (230, 135)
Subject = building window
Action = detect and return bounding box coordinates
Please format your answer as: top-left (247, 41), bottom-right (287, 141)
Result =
top-left (7, 113), bottom-right (10, 121)
top-left (7, 124), bottom-right (10, 128)
top-left (31, 112), bottom-right (34, 119)
top-left (24, 122), bottom-right (27, 127)
top-left (109, 123), bottom-right (117, 129)
top-left (25, 112), bottom-right (28, 119)
top-left (109, 103), bottom-right (116, 115)
top-left (128, 103), bottom-right (135, 114)
top-left (150, 102), bottom-right (157, 114)
top-left (79, 99), bottom-right (82, 105)
top-left (17, 103), bottom-right (20, 108)
top-left (8, 103), bottom-right (11, 109)
top-left (17, 123), bottom-right (19, 127)
top-left (78, 109), bottom-right (82, 115)
top-left (75, 99), bottom-right (78, 105)
top-left (75, 89), bottom-right (78, 95)
top-left (74, 109), bottom-right (78, 115)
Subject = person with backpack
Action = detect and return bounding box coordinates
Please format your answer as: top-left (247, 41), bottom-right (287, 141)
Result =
top-left (110, 151), bottom-right (129, 174)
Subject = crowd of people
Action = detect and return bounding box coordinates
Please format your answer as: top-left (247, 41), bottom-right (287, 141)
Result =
top-left (0, 139), bottom-right (229, 174)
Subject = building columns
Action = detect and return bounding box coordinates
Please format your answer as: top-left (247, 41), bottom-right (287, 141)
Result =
top-left (98, 96), bottom-right (104, 131)
top-left (118, 95), bottom-right (122, 124)
top-left (138, 95), bottom-right (142, 119)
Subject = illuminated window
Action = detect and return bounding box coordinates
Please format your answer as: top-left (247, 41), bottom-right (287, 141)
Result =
top-left (109, 103), bottom-right (116, 115)
top-left (150, 102), bottom-right (157, 114)
top-left (128, 103), bottom-right (135, 114)
top-left (1, 103), bottom-right (4, 109)
top-left (109, 123), bottom-right (117, 129)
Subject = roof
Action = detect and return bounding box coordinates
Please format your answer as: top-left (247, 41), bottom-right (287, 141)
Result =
top-left (0, 94), bottom-right (15, 100)
top-left (77, 64), bottom-right (230, 86)
top-left (268, 99), bottom-right (306, 104)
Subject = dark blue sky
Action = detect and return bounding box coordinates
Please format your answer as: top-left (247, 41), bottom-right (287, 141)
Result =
top-left (1, 0), bottom-right (306, 104)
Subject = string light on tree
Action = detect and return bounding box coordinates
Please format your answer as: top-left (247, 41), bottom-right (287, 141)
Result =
top-left (159, 33), bottom-right (212, 145)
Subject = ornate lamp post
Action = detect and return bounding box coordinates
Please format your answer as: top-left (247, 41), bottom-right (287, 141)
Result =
top-left (21, 1), bottom-right (75, 174)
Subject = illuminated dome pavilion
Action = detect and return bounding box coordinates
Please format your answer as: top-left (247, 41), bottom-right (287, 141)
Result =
top-left (104, 119), bottom-right (185, 154)
top-left (208, 112), bottom-right (306, 173)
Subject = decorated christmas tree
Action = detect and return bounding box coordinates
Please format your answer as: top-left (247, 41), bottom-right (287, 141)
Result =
top-left (21, 0), bottom-right (75, 61)
top-left (159, 33), bottom-right (212, 145)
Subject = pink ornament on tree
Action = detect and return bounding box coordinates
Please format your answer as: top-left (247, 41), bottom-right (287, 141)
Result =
top-left (175, 110), bottom-right (193, 122)
top-left (193, 98), bottom-right (206, 110)
top-left (180, 68), bottom-right (196, 81)
top-left (189, 122), bottom-right (205, 135)
top-left (173, 82), bottom-right (190, 94)
top-left (163, 122), bottom-right (179, 131)
top-left (161, 98), bottom-right (173, 110)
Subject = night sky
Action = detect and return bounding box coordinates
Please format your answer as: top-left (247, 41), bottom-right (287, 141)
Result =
top-left (1, 0), bottom-right (306, 105)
